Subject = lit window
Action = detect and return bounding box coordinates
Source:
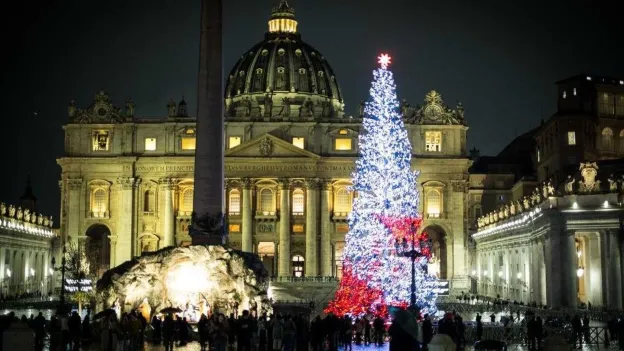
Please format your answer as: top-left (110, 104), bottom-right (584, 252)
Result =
top-left (229, 189), bottom-right (240, 215)
top-left (145, 138), bottom-right (157, 151)
top-left (602, 127), bottom-right (614, 152)
top-left (292, 255), bottom-right (305, 277)
top-left (143, 189), bottom-right (156, 213)
top-left (92, 189), bottom-right (107, 216)
top-left (228, 136), bottom-right (241, 149)
top-left (335, 138), bottom-right (352, 151)
top-left (426, 189), bottom-right (441, 218)
top-left (229, 224), bottom-right (241, 233)
top-left (567, 131), bottom-right (576, 145)
top-left (425, 131), bottom-right (442, 152)
top-left (586, 76), bottom-right (592, 81)
top-left (292, 224), bottom-right (304, 233)
top-left (259, 188), bottom-right (274, 214)
top-left (182, 189), bottom-right (194, 212)
top-left (292, 137), bottom-right (305, 149)
top-left (339, 129), bottom-right (348, 135)
top-left (292, 189), bottom-right (304, 215)
top-left (92, 131), bottom-right (110, 151)
top-left (573, 88), bottom-right (577, 96)
top-left (537, 148), bottom-right (540, 162)
top-left (562, 90), bottom-right (567, 99)
top-left (181, 137), bottom-right (196, 150)
top-left (334, 188), bottom-right (352, 213)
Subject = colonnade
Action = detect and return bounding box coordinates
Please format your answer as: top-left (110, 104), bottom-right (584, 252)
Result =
top-left (476, 228), bottom-right (624, 309)
top-left (0, 245), bottom-right (54, 297)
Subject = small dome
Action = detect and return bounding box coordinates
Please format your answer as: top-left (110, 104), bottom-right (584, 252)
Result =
top-left (225, 1), bottom-right (345, 119)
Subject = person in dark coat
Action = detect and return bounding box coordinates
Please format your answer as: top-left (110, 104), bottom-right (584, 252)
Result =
top-left (162, 315), bottom-right (175, 351)
top-left (571, 314), bottom-right (582, 348)
top-left (475, 313), bottom-right (483, 341)
top-left (198, 314), bottom-right (209, 351)
top-left (33, 312), bottom-right (46, 350)
top-left (152, 316), bottom-right (162, 343)
top-left (68, 311), bottom-right (82, 351)
top-left (237, 310), bottom-right (255, 351)
top-left (388, 318), bottom-right (415, 351)
top-left (373, 316), bottom-right (385, 346)
top-left (422, 314), bottom-right (434, 347)
top-left (438, 313), bottom-right (458, 346)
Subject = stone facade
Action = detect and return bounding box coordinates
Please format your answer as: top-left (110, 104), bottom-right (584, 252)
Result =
top-left (57, 89), bottom-right (471, 287)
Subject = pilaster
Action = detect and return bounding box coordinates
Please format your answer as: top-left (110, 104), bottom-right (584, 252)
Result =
top-left (305, 178), bottom-right (319, 276)
top-left (320, 180), bottom-right (332, 276)
top-left (66, 179), bottom-right (83, 243)
top-left (241, 178), bottom-right (253, 253)
top-left (115, 177), bottom-right (136, 265)
top-left (159, 178), bottom-right (177, 248)
top-left (278, 179), bottom-right (291, 277)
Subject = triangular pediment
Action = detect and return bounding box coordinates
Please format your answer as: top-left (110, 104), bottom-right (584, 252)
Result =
top-left (225, 133), bottom-right (321, 159)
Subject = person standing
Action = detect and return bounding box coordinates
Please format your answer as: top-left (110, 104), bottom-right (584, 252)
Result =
top-left (162, 314), bottom-right (175, 351)
top-left (282, 315), bottom-right (297, 351)
top-left (68, 311), bottom-right (81, 351)
top-left (475, 313), bottom-right (483, 341)
top-left (213, 313), bottom-right (229, 351)
top-left (272, 315), bottom-right (284, 351)
top-left (236, 310), bottom-right (254, 351)
top-left (373, 315), bottom-right (385, 346)
top-left (33, 312), bottom-right (46, 350)
top-left (422, 314), bottom-right (433, 348)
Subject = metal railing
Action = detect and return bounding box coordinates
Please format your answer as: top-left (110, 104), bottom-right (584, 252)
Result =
top-left (269, 276), bottom-right (339, 283)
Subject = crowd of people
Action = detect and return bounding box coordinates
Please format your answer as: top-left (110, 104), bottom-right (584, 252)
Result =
top-left (3, 305), bottom-right (624, 350)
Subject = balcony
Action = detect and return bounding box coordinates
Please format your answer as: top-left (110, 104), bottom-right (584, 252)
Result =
top-left (332, 211), bottom-right (350, 222)
top-left (255, 211), bottom-right (277, 221)
top-left (90, 211), bottom-right (109, 219)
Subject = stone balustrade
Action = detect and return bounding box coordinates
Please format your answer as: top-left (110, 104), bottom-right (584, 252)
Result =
top-left (0, 202), bottom-right (56, 238)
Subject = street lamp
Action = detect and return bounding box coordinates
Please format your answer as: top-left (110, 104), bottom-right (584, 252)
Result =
top-left (394, 224), bottom-right (431, 309)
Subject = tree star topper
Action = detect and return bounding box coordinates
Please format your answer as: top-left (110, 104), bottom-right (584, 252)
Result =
top-left (378, 53), bottom-right (392, 69)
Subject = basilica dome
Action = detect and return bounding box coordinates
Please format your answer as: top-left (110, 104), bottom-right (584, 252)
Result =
top-left (225, 1), bottom-right (345, 120)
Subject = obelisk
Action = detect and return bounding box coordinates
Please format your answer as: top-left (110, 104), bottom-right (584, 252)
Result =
top-left (191, 0), bottom-right (224, 245)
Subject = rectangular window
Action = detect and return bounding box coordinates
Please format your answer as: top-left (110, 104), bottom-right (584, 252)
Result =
top-left (228, 136), bottom-right (241, 149)
top-left (292, 224), bottom-right (304, 233)
top-left (334, 138), bottom-right (352, 151)
top-left (616, 95), bottom-right (624, 117)
top-left (292, 137), bottom-right (305, 149)
top-left (598, 92), bottom-right (615, 115)
top-left (567, 131), bottom-right (576, 145)
top-left (425, 131), bottom-right (442, 152)
top-left (92, 131), bottom-right (110, 151)
top-left (145, 137), bottom-right (157, 151)
top-left (229, 224), bottom-right (241, 233)
top-left (181, 137), bottom-right (196, 150)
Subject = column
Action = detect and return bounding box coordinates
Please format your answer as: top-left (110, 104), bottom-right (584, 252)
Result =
top-left (159, 178), bottom-right (176, 248)
top-left (278, 179), bottom-right (291, 277)
top-left (587, 233), bottom-right (603, 306)
top-left (115, 177), bottom-right (135, 265)
top-left (241, 179), bottom-right (253, 253)
top-left (305, 179), bottom-right (319, 276)
top-left (548, 229), bottom-right (577, 308)
top-left (607, 229), bottom-right (622, 308)
top-left (66, 179), bottom-right (83, 242)
top-left (320, 180), bottom-right (332, 276)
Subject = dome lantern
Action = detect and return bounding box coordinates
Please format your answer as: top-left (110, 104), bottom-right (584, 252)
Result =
top-left (268, 0), bottom-right (298, 34)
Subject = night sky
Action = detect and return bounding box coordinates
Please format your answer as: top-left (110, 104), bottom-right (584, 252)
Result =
top-left (0, 0), bottom-right (622, 219)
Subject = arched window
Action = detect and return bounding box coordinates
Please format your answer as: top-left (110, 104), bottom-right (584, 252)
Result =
top-left (292, 189), bottom-right (304, 215)
top-left (292, 255), bottom-right (305, 277)
top-left (619, 130), bottom-right (624, 153)
top-left (143, 189), bottom-right (156, 213)
top-left (92, 189), bottom-right (107, 216)
top-left (426, 189), bottom-right (442, 218)
top-left (602, 127), bottom-right (614, 152)
top-left (334, 188), bottom-right (352, 214)
top-left (182, 189), bottom-right (194, 213)
top-left (259, 188), bottom-right (274, 214)
top-left (229, 189), bottom-right (241, 215)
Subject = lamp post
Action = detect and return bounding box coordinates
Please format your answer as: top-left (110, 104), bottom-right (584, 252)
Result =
top-left (394, 224), bottom-right (429, 309)
top-left (60, 241), bottom-right (67, 305)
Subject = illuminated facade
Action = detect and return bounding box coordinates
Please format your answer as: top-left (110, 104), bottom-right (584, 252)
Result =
top-left (0, 183), bottom-right (57, 297)
top-left (57, 1), bottom-right (471, 293)
top-left (471, 75), bottom-right (624, 308)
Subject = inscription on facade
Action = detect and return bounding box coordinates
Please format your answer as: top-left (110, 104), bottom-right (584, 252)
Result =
top-left (258, 223), bottom-right (275, 233)
top-left (136, 165), bottom-right (195, 172)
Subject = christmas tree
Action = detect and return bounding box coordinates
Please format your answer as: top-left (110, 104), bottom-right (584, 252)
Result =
top-left (326, 54), bottom-right (438, 317)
